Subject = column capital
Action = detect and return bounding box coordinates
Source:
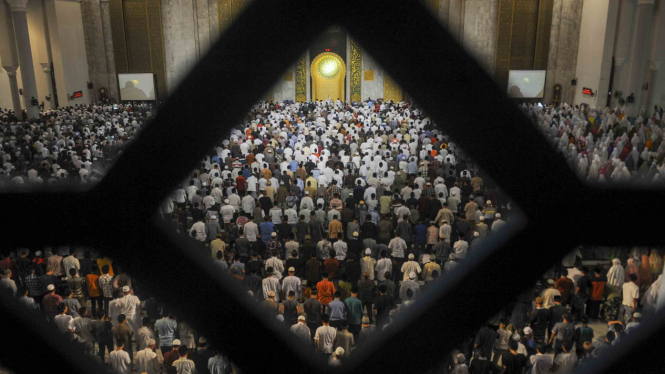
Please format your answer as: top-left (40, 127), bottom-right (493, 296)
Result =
top-left (39, 62), bottom-right (50, 72)
top-left (615, 58), bottom-right (626, 67)
top-left (637, 0), bottom-right (655, 6)
top-left (2, 65), bottom-right (18, 73)
top-left (5, 0), bottom-right (30, 12)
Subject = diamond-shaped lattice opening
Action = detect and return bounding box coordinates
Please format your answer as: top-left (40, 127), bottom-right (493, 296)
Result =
top-left (2, 1), bottom-right (665, 374)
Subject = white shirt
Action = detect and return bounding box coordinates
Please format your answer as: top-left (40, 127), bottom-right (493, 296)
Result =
top-left (135, 348), bottom-right (159, 374)
top-left (208, 355), bottom-right (230, 374)
top-left (173, 358), bottom-right (196, 374)
top-left (282, 276), bottom-right (303, 300)
top-left (220, 204), bottom-right (235, 223)
top-left (375, 258), bottom-right (392, 281)
top-left (315, 325), bottom-right (337, 353)
top-left (622, 282), bottom-right (639, 307)
top-left (191, 221), bottom-right (206, 242)
top-left (55, 314), bottom-right (74, 333)
top-left (401, 261), bottom-right (422, 281)
top-left (266, 257), bottom-right (284, 278)
top-left (109, 350), bottom-right (131, 374)
top-left (262, 276), bottom-right (282, 302)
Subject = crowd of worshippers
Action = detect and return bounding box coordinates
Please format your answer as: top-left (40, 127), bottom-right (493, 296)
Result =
top-left (1, 245), bottom-right (663, 373)
top-left (527, 103), bottom-right (665, 183)
top-left (1, 102), bottom-right (152, 186)
top-left (2, 98), bottom-right (665, 374)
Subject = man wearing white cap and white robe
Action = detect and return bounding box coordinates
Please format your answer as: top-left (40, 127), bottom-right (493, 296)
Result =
top-left (117, 285), bottom-right (141, 333)
top-left (135, 338), bottom-right (160, 374)
top-left (291, 315), bottom-right (311, 342)
top-left (401, 254), bottom-right (422, 282)
top-left (360, 249), bottom-right (376, 280)
top-left (491, 213), bottom-right (507, 233)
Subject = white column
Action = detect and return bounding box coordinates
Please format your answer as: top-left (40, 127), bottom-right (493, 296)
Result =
top-left (6, 0), bottom-right (40, 118)
top-left (345, 33), bottom-right (351, 103)
top-left (40, 62), bottom-right (55, 109)
top-left (645, 61), bottom-right (662, 114)
top-left (305, 50), bottom-right (311, 102)
top-left (625, 0), bottom-right (656, 116)
top-left (3, 66), bottom-right (23, 117)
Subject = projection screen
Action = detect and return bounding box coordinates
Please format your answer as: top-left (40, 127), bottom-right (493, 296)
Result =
top-left (507, 70), bottom-right (546, 99)
top-left (118, 73), bottom-right (156, 101)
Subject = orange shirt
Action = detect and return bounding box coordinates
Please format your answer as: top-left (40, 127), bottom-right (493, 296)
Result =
top-left (86, 274), bottom-right (101, 298)
top-left (317, 280), bottom-right (336, 305)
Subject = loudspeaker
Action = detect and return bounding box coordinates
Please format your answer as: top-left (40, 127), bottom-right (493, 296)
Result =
top-left (88, 82), bottom-right (94, 89)
top-left (571, 79), bottom-right (577, 86)
top-left (626, 94), bottom-right (635, 103)
top-left (19, 88), bottom-right (23, 95)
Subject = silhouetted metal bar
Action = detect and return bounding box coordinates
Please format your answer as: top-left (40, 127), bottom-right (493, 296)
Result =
top-left (0, 189), bottom-right (98, 248)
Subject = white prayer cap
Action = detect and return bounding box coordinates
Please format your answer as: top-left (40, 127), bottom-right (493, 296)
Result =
top-left (408, 253), bottom-right (414, 260)
top-left (479, 216), bottom-right (484, 221)
top-left (495, 213), bottom-right (501, 219)
top-left (173, 339), bottom-right (181, 346)
top-left (47, 284), bottom-right (55, 291)
top-left (224, 199), bottom-right (230, 204)
top-left (409, 272), bottom-right (416, 280)
top-left (122, 286), bottom-right (130, 292)
top-left (486, 200), bottom-right (492, 205)
top-left (523, 327), bottom-right (533, 335)
top-left (271, 232), bottom-right (277, 237)
top-left (474, 232), bottom-right (479, 237)
top-left (335, 347), bottom-right (345, 356)
top-left (147, 339), bottom-right (156, 346)
top-left (305, 191), bottom-right (309, 195)
top-left (365, 248), bottom-right (371, 255)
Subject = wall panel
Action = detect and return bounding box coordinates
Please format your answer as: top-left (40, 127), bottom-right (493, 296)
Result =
top-left (509, 0), bottom-right (539, 70)
top-left (109, 0), bottom-right (128, 73)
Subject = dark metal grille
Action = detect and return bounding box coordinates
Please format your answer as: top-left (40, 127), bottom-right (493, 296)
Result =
top-left (1, 0), bottom-right (664, 373)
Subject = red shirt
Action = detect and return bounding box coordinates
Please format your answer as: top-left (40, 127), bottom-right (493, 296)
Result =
top-left (317, 280), bottom-right (336, 306)
top-left (555, 277), bottom-right (574, 304)
top-left (163, 351), bottom-right (180, 373)
top-left (323, 258), bottom-right (341, 280)
top-left (43, 293), bottom-right (62, 317)
top-left (236, 176), bottom-right (246, 191)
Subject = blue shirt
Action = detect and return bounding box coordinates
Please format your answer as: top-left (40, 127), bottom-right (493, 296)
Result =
top-left (259, 222), bottom-right (275, 242)
top-left (154, 318), bottom-right (178, 346)
top-left (369, 210), bottom-right (380, 224)
top-left (328, 299), bottom-right (345, 321)
top-left (242, 169), bottom-right (251, 179)
top-left (407, 162), bottom-right (417, 174)
top-left (290, 160), bottom-right (299, 172)
top-left (414, 224), bottom-right (427, 243)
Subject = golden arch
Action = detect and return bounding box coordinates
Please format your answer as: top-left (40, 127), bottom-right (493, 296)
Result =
top-left (310, 52), bottom-right (346, 101)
